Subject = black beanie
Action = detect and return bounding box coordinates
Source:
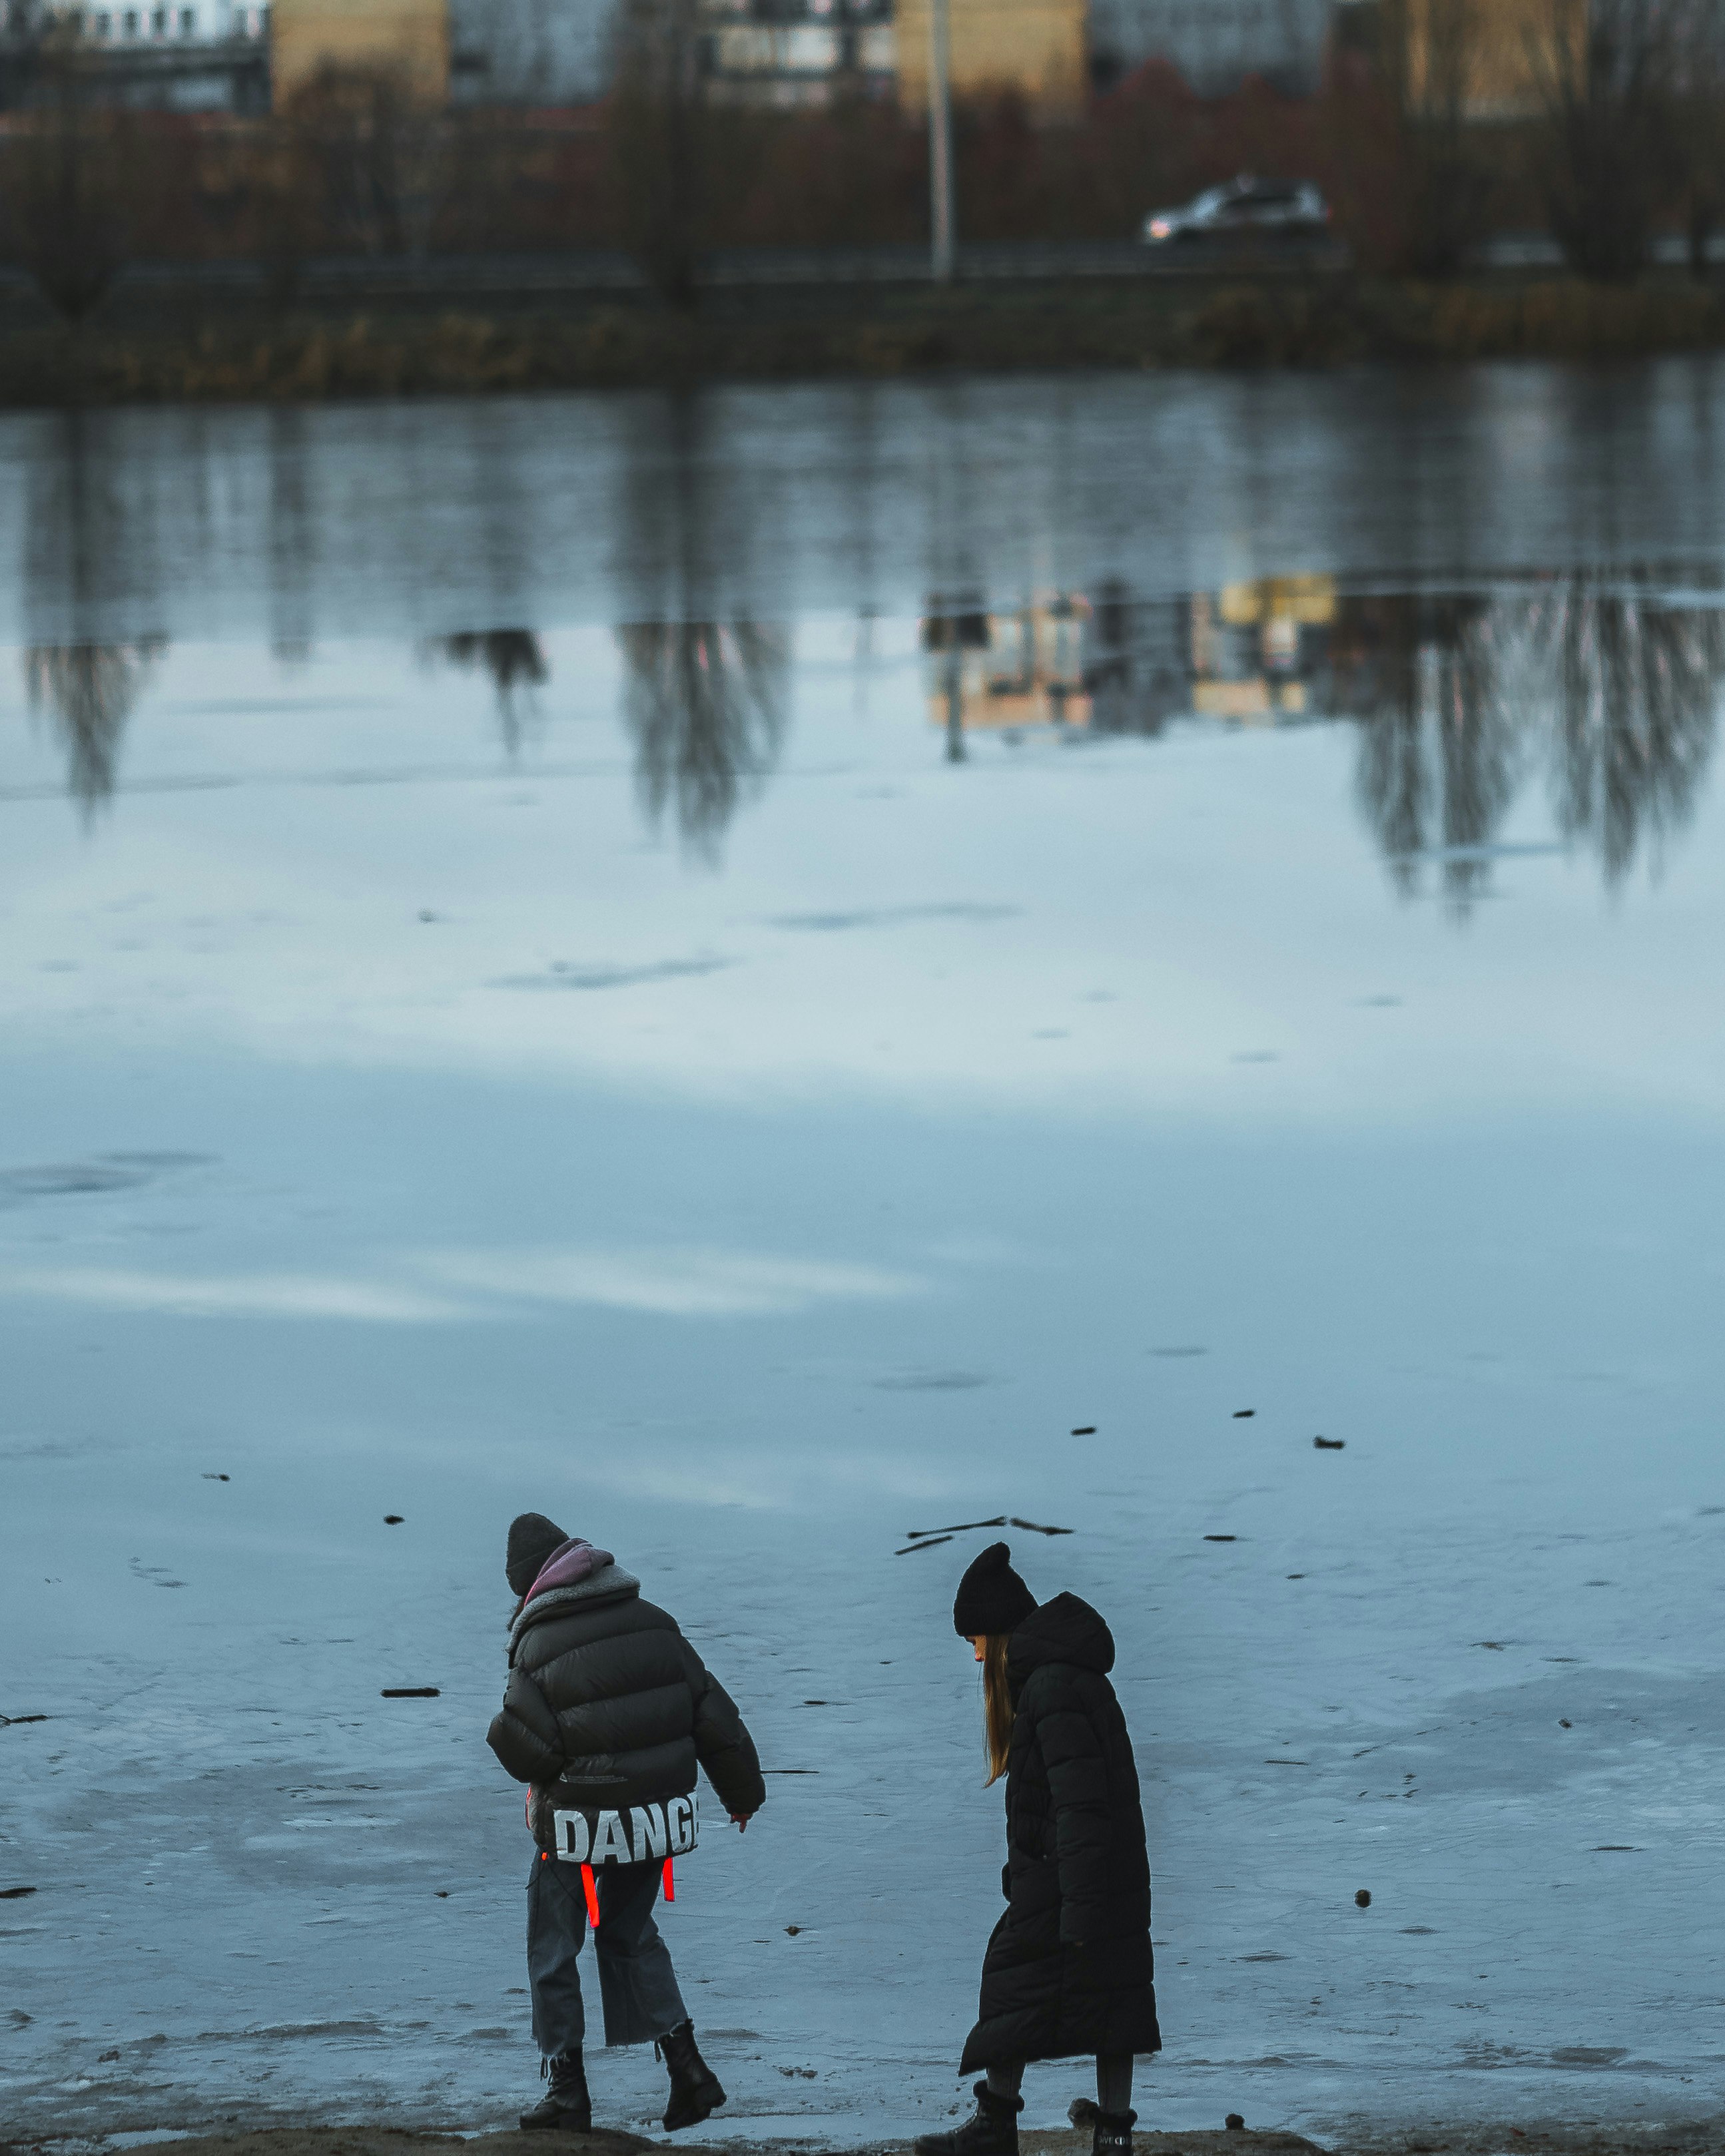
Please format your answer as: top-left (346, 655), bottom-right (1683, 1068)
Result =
top-left (952, 1541), bottom-right (1037, 1638)
top-left (506, 1511), bottom-right (567, 1597)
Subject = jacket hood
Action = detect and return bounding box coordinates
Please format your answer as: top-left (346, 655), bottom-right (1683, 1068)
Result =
top-left (525, 1536), bottom-right (614, 1601)
top-left (509, 1559), bottom-right (640, 1657)
top-left (1008, 1591), bottom-right (1115, 1682)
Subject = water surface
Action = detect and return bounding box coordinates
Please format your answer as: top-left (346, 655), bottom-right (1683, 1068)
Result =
top-left (5, 364), bottom-right (1725, 2141)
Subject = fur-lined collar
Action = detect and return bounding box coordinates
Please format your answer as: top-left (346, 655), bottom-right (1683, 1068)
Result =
top-left (509, 1560), bottom-right (640, 1657)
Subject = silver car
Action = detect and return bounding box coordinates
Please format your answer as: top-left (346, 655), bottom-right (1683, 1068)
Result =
top-left (1142, 173), bottom-right (1330, 246)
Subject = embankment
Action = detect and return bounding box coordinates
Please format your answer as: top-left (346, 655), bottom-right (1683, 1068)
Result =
top-left (5, 273), bottom-right (1725, 405)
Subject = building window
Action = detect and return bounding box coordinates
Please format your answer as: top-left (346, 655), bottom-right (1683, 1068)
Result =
top-left (150, 3), bottom-right (163, 27)
top-left (178, 5), bottom-right (191, 27)
top-left (122, 7), bottom-right (136, 29)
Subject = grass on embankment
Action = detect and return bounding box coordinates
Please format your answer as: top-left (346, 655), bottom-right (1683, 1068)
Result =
top-left (4, 274), bottom-right (1725, 404)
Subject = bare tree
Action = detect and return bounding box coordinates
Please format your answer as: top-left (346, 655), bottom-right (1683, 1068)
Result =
top-left (606, 0), bottom-right (713, 306)
top-left (1322, 0), bottom-right (1498, 277)
top-left (0, 18), bottom-right (131, 321)
top-left (1530, 0), bottom-right (1688, 280)
top-left (1666, 0), bottom-right (1725, 273)
top-left (282, 61), bottom-right (452, 259)
top-left (1392, 0), bottom-right (1498, 274)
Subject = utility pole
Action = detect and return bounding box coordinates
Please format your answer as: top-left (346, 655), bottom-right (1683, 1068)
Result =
top-left (928, 0), bottom-right (955, 282)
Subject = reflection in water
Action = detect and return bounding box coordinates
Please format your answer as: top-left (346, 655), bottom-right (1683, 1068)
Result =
top-left (26, 642), bottom-right (165, 815)
top-left (432, 629), bottom-right (549, 755)
top-left (1331, 594), bottom-right (1518, 912)
top-left (23, 411), bottom-right (169, 814)
top-left (12, 386), bottom-right (1720, 905)
top-left (917, 567), bottom-right (1725, 907)
top-left (922, 597), bottom-right (1090, 746)
top-left (1537, 577), bottom-right (1724, 884)
top-left (613, 401), bottom-right (791, 859)
top-left (617, 621), bottom-right (790, 858)
top-left (1332, 574), bottom-right (1725, 904)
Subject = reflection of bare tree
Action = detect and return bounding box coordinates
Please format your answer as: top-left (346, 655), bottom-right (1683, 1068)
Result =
top-left (617, 620), bottom-right (789, 858)
top-left (433, 629), bottom-right (548, 754)
top-left (1529, 575), bottom-right (1725, 883)
top-left (613, 397), bottom-right (789, 860)
top-left (24, 410), bottom-right (169, 815)
top-left (25, 641), bottom-right (164, 815)
top-left (1335, 573), bottom-right (1725, 903)
top-left (1333, 594), bottom-right (1517, 914)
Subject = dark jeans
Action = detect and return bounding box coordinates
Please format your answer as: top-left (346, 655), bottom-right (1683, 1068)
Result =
top-left (987, 2055), bottom-right (1135, 2113)
top-left (527, 1854), bottom-right (688, 2057)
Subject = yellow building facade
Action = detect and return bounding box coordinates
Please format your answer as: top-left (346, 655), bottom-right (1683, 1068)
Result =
top-left (894, 0), bottom-right (1087, 120)
top-left (1402, 0), bottom-right (1578, 120)
top-left (271, 0), bottom-right (450, 109)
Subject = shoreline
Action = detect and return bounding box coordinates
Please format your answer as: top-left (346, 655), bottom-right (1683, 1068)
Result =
top-left (4, 274), bottom-right (1725, 405)
top-left (9, 2119), bottom-right (1725, 2156)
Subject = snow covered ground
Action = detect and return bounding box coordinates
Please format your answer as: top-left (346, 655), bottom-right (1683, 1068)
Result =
top-left (4, 368), bottom-right (1725, 2147)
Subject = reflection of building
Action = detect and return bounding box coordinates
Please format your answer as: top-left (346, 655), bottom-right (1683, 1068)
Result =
top-left (1189, 574), bottom-right (1336, 720)
top-left (921, 576), bottom-right (1341, 740)
top-left (924, 595), bottom-right (1092, 734)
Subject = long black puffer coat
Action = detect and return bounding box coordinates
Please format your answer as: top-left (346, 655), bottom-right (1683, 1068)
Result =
top-left (487, 1559), bottom-right (765, 1848)
top-left (960, 1593), bottom-right (1160, 2071)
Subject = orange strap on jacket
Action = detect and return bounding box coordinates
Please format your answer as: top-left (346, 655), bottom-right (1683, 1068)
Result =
top-left (581, 1862), bottom-right (600, 1930)
top-left (662, 1857), bottom-right (675, 1902)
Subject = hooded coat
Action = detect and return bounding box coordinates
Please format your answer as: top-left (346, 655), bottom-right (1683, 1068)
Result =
top-left (959, 1593), bottom-right (1160, 2071)
top-left (486, 1554), bottom-right (765, 1848)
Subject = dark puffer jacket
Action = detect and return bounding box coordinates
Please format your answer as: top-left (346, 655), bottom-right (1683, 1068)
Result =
top-left (487, 1559), bottom-right (765, 1846)
top-left (960, 1593), bottom-right (1160, 2071)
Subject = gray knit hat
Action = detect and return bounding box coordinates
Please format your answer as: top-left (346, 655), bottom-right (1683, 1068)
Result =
top-left (506, 1511), bottom-right (567, 1597)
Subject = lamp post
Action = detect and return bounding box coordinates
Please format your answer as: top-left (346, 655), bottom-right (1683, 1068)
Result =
top-left (928, 0), bottom-right (954, 281)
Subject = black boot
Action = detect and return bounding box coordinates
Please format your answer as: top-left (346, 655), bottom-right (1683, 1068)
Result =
top-left (913, 2081), bottom-right (1022, 2156)
top-left (519, 2049), bottom-right (591, 2131)
top-left (1093, 2111), bottom-right (1136, 2156)
top-left (658, 2020), bottom-right (726, 2133)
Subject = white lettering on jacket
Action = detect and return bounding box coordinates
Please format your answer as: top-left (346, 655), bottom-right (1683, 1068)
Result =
top-left (589, 1810), bottom-right (633, 1864)
top-left (631, 1805), bottom-right (669, 1862)
top-left (553, 1795), bottom-right (699, 1864)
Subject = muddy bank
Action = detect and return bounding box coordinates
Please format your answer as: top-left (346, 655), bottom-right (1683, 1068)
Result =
top-left (2, 274), bottom-right (1725, 404)
top-left (0, 2126), bottom-right (1319, 2156)
top-left (10, 2121), bottom-right (1725, 2156)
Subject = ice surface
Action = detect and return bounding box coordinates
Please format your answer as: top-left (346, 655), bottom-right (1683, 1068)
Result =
top-left (3, 369), bottom-right (1725, 2144)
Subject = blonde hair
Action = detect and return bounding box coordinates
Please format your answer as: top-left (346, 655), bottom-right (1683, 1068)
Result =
top-left (981, 1634), bottom-right (1015, 1786)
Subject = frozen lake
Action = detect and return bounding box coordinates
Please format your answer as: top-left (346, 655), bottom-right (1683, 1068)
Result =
top-left (5, 364), bottom-right (1725, 2147)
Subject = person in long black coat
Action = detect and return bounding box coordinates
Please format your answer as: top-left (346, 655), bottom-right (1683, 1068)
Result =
top-left (915, 1542), bottom-right (1160, 2156)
